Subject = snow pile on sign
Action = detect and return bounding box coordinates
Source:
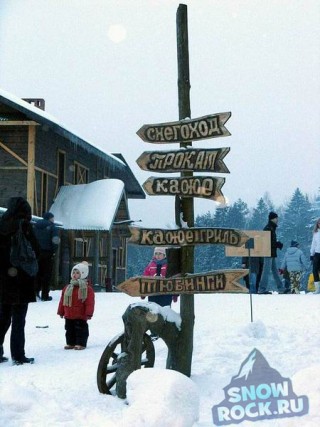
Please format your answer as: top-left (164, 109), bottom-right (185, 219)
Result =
top-left (123, 368), bottom-right (199, 427)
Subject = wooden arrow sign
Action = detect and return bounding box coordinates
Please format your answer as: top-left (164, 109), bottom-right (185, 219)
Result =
top-left (136, 147), bottom-right (230, 173)
top-left (136, 112), bottom-right (231, 144)
top-left (117, 269), bottom-right (249, 297)
top-left (143, 176), bottom-right (225, 202)
top-left (129, 226), bottom-right (249, 247)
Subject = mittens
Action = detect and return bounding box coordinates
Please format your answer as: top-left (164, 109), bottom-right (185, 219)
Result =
top-left (172, 295), bottom-right (178, 303)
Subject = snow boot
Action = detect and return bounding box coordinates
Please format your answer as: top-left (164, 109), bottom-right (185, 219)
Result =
top-left (313, 282), bottom-right (320, 294)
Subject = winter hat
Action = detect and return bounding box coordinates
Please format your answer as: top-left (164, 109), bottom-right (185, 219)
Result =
top-left (43, 212), bottom-right (54, 220)
top-left (71, 261), bottom-right (89, 279)
top-left (154, 247), bottom-right (166, 256)
top-left (268, 211), bottom-right (278, 220)
top-left (290, 240), bottom-right (299, 247)
top-left (64, 261), bottom-right (89, 307)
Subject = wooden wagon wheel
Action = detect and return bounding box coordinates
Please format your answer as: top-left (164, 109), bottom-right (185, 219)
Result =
top-left (97, 332), bottom-right (155, 395)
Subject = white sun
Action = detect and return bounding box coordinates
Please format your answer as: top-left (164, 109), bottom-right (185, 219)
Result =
top-left (107, 25), bottom-right (127, 43)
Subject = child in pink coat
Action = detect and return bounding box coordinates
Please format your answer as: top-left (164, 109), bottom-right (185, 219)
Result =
top-left (57, 261), bottom-right (94, 350)
top-left (143, 247), bottom-right (178, 307)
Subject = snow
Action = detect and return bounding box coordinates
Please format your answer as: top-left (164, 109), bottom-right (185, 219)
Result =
top-left (0, 291), bottom-right (319, 426)
top-left (131, 301), bottom-right (182, 330)
top-left (49, 179), bottom-right (124, 230)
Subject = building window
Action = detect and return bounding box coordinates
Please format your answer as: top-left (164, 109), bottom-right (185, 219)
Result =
top-left (117, 238), bottom-right (127, 268)
top-left (41, 172), bottom-right (48, 215)
top-left (74, 162), bottom-right (89, 184)
top-left (57, 151), bottom-right (66, 187)
top-left (74, 238), bottom-right (89, 258)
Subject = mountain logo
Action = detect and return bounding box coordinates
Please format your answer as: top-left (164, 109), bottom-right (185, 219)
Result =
top-left (212, 348), bottom-right (309, 425)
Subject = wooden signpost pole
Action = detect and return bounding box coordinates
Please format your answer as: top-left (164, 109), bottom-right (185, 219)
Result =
top-left (176, 3), bottom-right (194, 377)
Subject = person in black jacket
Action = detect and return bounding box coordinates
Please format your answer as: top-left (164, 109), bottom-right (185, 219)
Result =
top-left (242, 256), bottom-right (264, 294)
top-left (33, 212), bottom-right (59, 301)
top-left (258, 212), bottom-right (285, 294)
top-left (0, 197), bottom-right (39, 364)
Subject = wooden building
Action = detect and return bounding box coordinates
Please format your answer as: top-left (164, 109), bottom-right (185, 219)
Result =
top-left (0, 88), bottom-right (145, 289)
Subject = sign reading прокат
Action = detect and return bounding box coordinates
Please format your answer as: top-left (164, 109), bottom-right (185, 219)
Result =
top-left (212, 348), bottom-right (309, 425)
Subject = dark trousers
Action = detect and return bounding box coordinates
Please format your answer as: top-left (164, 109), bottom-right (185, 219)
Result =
top-left (313, 253), bottom-right (320, 282)
top-left (65, 319), bottom-right (89, 347)
top-left (36, 251), bottom-right (54, 299)
top-left (0, 303), bottom-right (28, 360)
top-left (148, 295), bottom-right (172, 307)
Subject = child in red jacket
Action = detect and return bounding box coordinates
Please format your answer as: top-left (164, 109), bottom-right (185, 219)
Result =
top-left (57, 261), bottom-right (94, 350)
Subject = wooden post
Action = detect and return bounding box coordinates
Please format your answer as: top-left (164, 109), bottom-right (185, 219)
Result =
top-left (93, 231), bottom-right (100, 287)
top-left (175, 3), bottom-right (194, 377)
top-left (27, 125), bottom-right (36, 213)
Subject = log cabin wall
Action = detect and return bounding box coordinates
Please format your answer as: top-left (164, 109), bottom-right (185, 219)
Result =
top-left (0, 124), bottom-right (133, 289)
top-left (0, 92), bottom-right (145, 289)
top-left (0, 126), bottom-right (29, 206)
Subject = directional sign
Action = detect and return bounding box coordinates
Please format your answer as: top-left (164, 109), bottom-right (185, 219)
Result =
top-left (136, 147), bottom-right (230, 173)
top-left (143, 176), bottom-right (225, 202)
top-left (117, 269), bottom-right (249, 297)
top-left (129, 226), bottom-right (249, 247)
top-left (136, 112), bottom-right (231, 144)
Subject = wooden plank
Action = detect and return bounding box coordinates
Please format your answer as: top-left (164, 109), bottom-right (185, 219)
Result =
top-left (225, 230), bottom-right (271, 257)
top-left (0, 121), bottom-right (39, 126)
top-left (136, 147), bottom-right (230, 173)
top-left (117, 269), bottom-right (249, 296)
top-left (142, 176), bottom-right (225, 202)
top-left (136, 112), bottom-right (231, 144)
top-left (129, 226), bottom-right (249, 247)
top-left (0, 141), bottom-right (28, 166)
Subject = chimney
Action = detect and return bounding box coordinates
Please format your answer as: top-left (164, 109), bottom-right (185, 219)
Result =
top-left (23, 98), bottom-right (45, 111)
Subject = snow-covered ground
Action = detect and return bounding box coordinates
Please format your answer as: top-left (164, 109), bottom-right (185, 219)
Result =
top-left (0, 291), bottom-right (319, 427)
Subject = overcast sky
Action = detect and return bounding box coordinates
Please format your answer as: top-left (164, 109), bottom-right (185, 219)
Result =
top-left (1, 0), bottom-right (319, 227)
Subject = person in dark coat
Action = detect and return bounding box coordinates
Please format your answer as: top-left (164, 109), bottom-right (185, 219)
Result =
top-left (33, 212), bottom-right (59, 301)
top-left (242, 256), bottom-right (263, 294)
top-left (0, 197), bottom-right (39, 364)
top-left (258, 212), bottom-right (285, 294)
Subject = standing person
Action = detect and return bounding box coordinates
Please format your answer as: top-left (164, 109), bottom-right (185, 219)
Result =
top-left (142, 247), bottom-right (178, 341)
top-left (0, 197), bottom-right (39, 365)
top-left (143, 247), bottom-right (178, 307)
top-left (258, 212), bottom-right (285, 294)
top-left (242, 256), bottom-right (263, 294)
top-left (310, 218), bottom-right (320, 294)
top-left (280, 240), bottom-right (308, 294)
top-left (33, 212), bottom-right (59, 301)
top-left (57, 261), bottom-right (94, 350)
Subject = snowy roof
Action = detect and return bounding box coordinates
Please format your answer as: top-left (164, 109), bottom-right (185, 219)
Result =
top-left (0, 87), bottom-right (123, 168)
top-left (49, 179), bottom-right (125, 230)
top-left (0, 87), bottom-right (145, 199)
